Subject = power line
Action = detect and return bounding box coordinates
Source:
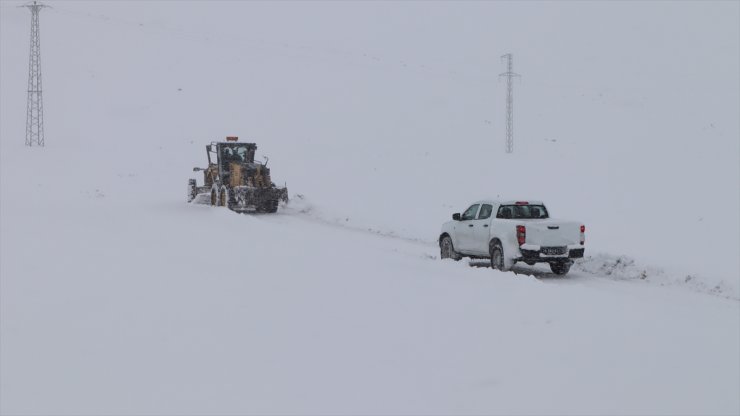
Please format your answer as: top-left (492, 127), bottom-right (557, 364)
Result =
top-left (48, 3), bottom-right (478, 86)
top-left (499, 53), bottom-right (520, 154)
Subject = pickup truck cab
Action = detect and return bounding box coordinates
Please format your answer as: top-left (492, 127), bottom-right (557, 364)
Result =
top-left (439, 200), bottom-right (585, 275)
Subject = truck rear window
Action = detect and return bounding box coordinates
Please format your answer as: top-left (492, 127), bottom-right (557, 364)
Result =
top-left (497, 205), bottom-right (549, 219)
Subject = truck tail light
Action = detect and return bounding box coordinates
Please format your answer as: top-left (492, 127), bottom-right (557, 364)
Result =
top-left (516, 225), bottom-right (526, 245)
top-left (580, 225), bottom-right (585, 245)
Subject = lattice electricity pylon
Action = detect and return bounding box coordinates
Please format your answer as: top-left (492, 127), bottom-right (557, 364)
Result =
top-left (499, 53), bottom-right (520, 154)
top-left (22, 1), bottom-right (48, 147)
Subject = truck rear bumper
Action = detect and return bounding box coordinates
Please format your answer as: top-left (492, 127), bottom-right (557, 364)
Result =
top-left (518, 245), bottom-right (584, 262)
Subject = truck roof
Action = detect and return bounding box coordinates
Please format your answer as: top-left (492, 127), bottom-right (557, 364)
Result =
top-left (473, 199), bottom-right (545, 206)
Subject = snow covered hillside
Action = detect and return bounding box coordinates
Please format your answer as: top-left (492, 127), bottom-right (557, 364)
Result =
top-left (1, 1), bottom-right (738, 415)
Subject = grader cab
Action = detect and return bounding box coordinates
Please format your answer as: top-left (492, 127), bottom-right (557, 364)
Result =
top-left (187, 137), bottom-right (288, 213)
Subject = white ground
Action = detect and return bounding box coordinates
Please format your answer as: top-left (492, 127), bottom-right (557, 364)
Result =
top-left (1, 1), bottom-right (739, 415)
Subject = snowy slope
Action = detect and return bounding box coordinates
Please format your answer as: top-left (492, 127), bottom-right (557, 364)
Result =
top-left (1, 1), bottom-right (739, 415)
top-left (2, 145), bottom-right (738, 415)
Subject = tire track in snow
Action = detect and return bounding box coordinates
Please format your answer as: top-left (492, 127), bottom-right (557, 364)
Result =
top-left (201, 196), bottom-right (740, 301)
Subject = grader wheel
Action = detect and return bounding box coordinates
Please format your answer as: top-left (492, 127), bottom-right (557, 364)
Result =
top-left (219, 187), bottom-right (227, 207)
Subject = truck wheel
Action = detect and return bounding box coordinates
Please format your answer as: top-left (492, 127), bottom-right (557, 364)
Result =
top-left (490, 242), bottom-right (508, 271)
top-left (187, 179), bottom-right (197, 203)
top-left (550, 260), bottom-right (572, 275)
top-left (439, 236), bottom-right (461, 261)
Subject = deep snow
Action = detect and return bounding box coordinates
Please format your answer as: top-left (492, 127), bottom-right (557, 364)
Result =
top-left (2, 146), bottom-right (738, 415)
top-left (1, 1), bottom-right (739, 415)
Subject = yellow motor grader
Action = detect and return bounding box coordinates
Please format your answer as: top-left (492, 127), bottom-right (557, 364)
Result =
top-left (188, 137), bottom-right (288, 213)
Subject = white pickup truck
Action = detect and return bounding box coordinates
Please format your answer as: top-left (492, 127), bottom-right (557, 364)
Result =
top-left (439, 200), bottom-right (585, 275)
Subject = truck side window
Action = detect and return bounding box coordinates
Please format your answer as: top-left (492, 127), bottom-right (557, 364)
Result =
top-left (461, 204), bottom-right (480, 221)
top-left (478, 204), bottom-right (493, 220)
top-left (497, 206), bottom-right (512, 219)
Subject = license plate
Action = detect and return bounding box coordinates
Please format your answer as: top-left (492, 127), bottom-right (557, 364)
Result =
top-left (541, 246), bottom-right (566, 255)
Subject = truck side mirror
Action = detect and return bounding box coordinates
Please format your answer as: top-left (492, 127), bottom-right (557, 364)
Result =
top-left (452, 213), bottom-right (461, 221)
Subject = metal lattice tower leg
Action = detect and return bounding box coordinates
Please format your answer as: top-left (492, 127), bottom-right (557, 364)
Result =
top-left (499, 53), bottom-right (520, 154)
top-left (23, 1), bottom-right (47, 147)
